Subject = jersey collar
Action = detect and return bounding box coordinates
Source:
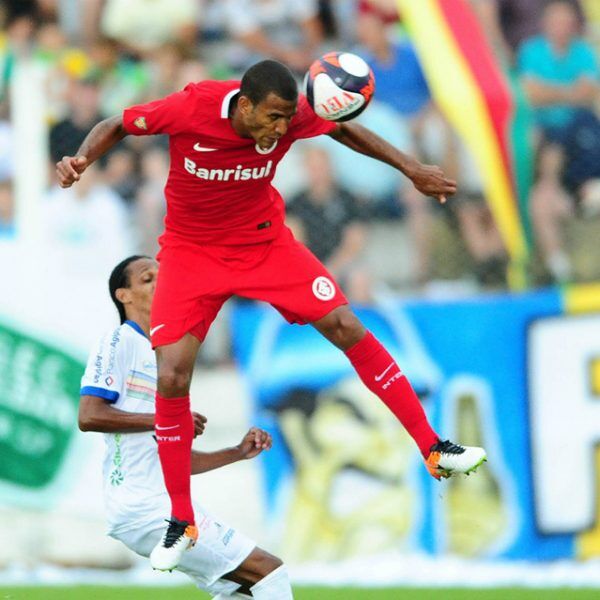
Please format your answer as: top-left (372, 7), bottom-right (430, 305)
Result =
top-left (125, 320), bottom-right (148, 339)
top-left (221, 88), bottom-right (240, 118)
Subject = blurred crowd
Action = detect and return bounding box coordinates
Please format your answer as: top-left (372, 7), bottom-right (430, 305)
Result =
top-left (1, 0), bottom-right (600, 300)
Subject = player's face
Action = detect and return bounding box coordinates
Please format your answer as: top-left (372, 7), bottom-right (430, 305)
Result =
top-left (241, 92), bottom-right (297, 149)
top-left (122, 258), bottom-right (158, 318)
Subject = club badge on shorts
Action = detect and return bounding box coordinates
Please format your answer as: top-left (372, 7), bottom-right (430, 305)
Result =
top-left (312, 276), bottom-right (336, 301)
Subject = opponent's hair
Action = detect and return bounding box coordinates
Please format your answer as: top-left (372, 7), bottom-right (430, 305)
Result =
top-left (109, 255), bottom-right (151, 324)
top-left (240, 60), bottom-right (298, 106)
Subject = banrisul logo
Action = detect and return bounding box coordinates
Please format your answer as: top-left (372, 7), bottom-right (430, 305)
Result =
top-left (184, 158), bottom-right (273, 182)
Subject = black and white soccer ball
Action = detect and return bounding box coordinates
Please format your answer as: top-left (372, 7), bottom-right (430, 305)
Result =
top-left (304, 52), bottom-right (375, 122)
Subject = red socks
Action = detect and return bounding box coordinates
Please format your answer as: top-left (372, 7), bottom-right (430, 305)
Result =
top-left (155, 394), bottom-right (195, 524)
top-left (345, 331), bottom-right (438, 458)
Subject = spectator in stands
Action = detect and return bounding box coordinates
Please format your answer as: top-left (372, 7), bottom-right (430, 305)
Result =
top-left (357, 11), bottom-right (430, 123)
top-left (472, 0), bottom-right (585, 62)
top-left (286, 146), bottom-right (372, 303)
top-left (448, 142), bottom-right (508, 288)
top-left (529, 142), bottom-right (574, 282)
top-left (356, 9), bottom-right (454, 284)
top-left (83, 0), bottom-right (198, 56)
top-left (219, 0), bottom-right (323, 72)
top-left (0, 114), bottom-right (14, 182)
top-left (103, 148), bottom-right (138, 204)
top-left (517, 0), bottom-right (600, 281)
top-left (135, 146), bottom-right (169, 256)
top-left (145, 41), bottom-right (195, 99)
top-left (42, 163), bottom-right (133, 276)
top-left (89, 37), bottom-right (150, 117)
top-left (517, 0), bottom-right (599, 140)
top-left (0, 180), bottom-right (15, 238)
top-left (49, 74), bottom-right (104, 163)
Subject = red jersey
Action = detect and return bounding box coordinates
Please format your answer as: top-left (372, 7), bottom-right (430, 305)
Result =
top-left (122, 80), bottom-right (337, 245)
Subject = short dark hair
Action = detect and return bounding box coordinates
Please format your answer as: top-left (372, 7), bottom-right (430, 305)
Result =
top-left (109, 255), bottom-right (150, 324)
top-left (240, 60), bottom-right (298, 106)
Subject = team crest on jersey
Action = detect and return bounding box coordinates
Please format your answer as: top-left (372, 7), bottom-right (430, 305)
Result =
top-left (312, 276), bottom-right (336, 301)
top-left (134, 116), bottom-right (147, 130)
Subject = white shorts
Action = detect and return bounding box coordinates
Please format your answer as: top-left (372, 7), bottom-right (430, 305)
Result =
top-left (112, 501), bottom-right (256, 597)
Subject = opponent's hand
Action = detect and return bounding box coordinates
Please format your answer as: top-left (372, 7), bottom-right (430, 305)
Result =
top-left (407, 161), bottom-right (457, 204)
top-left (56, 155), bottom-right (89, 188)
top-left (236, 427), bottom-right (272, 460)
top-left (192, 412), bottom-right (207, 437)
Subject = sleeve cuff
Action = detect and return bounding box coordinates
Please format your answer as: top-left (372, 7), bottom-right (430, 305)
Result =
top-left (80, 386), bottom-right (120, 404)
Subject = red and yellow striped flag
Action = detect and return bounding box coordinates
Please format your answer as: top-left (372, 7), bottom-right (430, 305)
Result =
top-left (398, 0), bottom-right (533, 287)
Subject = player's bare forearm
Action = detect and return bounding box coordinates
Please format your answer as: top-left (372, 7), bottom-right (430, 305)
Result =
top-left (79, 396), bottom-right (155, 433)
top-left (191, 447), bottom-right (244, 474)
top-left (56, 116), bottom-right (127, 188)
top-left (79, 396), bottom-right (206, 436)
top-left (328, 122), bottom-right (457, 202)
top-left (78, 115), bottom-right (128, 164)
top-left (191, 427), bottom-right (272, 474)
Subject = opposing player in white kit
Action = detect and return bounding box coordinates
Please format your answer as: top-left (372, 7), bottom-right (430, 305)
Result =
top-left (79, 255), bottom-right (293, 599)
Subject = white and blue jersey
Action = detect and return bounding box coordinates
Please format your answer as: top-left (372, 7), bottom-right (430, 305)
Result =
top-left (81, 320), bottom-right (165, 535)
top-left (81, 320), bottom-right (256, 593)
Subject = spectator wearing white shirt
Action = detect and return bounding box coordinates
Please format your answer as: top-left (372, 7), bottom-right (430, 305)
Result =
top-left (83, 0), bottom-right (198, 56)
top-left (43, 164), bottom-right (133, 278)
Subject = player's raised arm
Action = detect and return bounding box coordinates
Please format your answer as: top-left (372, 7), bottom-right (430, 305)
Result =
top-left (328, 121), bottom-right (457, 204)
top-left (56, 115), bottom-right (128, 188)
top-left (191, 427), bottom-right (273, 475)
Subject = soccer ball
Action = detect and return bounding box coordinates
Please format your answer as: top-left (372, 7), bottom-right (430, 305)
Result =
top-left (304, 52), bottom-right (375, 122)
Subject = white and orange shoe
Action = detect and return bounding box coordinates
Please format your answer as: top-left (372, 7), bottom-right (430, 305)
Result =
top-left (425, 440), bottom-right (487, 480)
top-left (150, 517), bottom-right (198, 571)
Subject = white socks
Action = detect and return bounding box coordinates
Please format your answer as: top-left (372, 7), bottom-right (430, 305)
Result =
top-left (250, 564), bottom-right (293, 599)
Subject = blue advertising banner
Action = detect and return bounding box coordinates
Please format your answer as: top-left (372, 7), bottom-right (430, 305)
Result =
top-left (231, 287), bottom-right (600, 562)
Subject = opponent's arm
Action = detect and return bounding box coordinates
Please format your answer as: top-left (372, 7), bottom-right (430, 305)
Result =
top-left (191, 427), bottom-right (272, 474)
top-left (328, 121), bottom-right (457, 203)
top-left (79, 395), bottom-right (206, 435)
top-left (56, 115), bottom-right (128, 189)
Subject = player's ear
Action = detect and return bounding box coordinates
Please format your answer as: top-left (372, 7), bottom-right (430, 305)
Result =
top-left (115, 287), bottom-right (131, 306)
top-left (238, 95), bottom-right (254, 115)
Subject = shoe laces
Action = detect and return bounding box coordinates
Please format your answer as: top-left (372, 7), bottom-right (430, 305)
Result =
top-left (162, 518), bottom-right (189, 548)
top-left (432, 439), bottom-right (465, 455)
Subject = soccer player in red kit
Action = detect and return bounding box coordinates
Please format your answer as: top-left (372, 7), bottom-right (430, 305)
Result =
top-left (57, 60), bottom-right (486, 572)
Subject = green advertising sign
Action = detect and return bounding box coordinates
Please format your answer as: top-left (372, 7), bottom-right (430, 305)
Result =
top-left (0, 318), bottom-right (84, 504)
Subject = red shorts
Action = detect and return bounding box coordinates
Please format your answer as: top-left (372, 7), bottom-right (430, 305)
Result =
top-left (150, 227), bottom-right (348, 347)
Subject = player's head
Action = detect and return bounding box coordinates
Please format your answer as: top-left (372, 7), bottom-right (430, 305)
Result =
top-left (109, 255), bottom-right (157, 324)
top-left (543, 1), bottom-right (580, 45)
top-left (236, 60), bottom-right (298, 149)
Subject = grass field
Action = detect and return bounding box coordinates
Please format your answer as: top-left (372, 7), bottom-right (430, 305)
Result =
top-left (1, 587), bottom-right (599, 599)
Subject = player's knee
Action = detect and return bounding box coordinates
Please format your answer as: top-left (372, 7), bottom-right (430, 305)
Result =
top-left (318, 307), bottom-right (365, 349)
top-left (262, 554), bottom-right (283, 577)
top-left (157, 363), bottom-right (193, 396)
top-left (242, 549), bottom-right (283, 583)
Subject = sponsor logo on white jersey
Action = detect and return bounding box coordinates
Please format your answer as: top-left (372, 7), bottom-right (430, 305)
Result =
top-left (184, 158), bottom-right (273, 182)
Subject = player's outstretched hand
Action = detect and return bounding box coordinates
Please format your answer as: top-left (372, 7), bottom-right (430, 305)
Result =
top-left (192, 412), bottom-right (207, 437)
top-left (408, 161), bottom-right (457, 204)
top-left (56, 155), bottom-right (89, 188)
top-left (237, 427), bottom-right (272, 460)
